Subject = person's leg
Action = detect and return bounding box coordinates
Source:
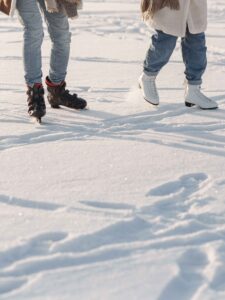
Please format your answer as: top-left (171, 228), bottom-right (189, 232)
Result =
top-left (181, 28), bottom-right (207, 85)
top-left (181, 28), bottom-right (218, 109)
top-left (144, 30), bottom-right (178, 76)
top-left (38, 0), bottom-right (71, 84)
top-left (16, 0), bottom-right (44, 86)
top-left (16, 0), bottom-right (46, 120)
top-left (37, 0), bottom-right (86, 109)
top-left (140, 30), bottom-right (177, 105)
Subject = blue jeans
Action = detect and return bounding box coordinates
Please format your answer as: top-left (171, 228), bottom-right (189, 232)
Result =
top-left (17, 0), bottom-right (71, 86)
top-left (144, 29), bottom-right (207, 85)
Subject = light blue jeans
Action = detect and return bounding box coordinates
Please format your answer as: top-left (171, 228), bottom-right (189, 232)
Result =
top-left (144, 28), bottom-right (207, 85)
top-left (17, 0), bottom-right (71, 86)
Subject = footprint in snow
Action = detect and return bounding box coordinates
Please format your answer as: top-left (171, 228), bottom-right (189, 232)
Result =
top-left (210, 244), bottom-right (225, 291)
top-left (0, 232), bottom-right (68, 269)
top-left (146, 173), bottom-right (208, 198)
top-left (158, 249), bottom-right (208, 300)
top-left (140, 172), bottom-right (211, 223)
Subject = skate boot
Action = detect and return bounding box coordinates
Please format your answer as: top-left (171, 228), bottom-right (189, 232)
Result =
top-left (27, 83), bottom-right (46, 122)
top-left (139, 72), bottom-right (159, 106)
top-left (185, 83), bottom-right (218, 110)
top-left (45, 77), bottom-right (87, 110)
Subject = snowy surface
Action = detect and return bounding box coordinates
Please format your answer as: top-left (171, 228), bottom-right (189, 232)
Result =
top-left (1, 0), bottom-right (225, 299)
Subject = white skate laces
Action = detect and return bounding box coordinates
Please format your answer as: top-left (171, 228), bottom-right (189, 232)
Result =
top-left (139, 73), bottom-right (159, 106)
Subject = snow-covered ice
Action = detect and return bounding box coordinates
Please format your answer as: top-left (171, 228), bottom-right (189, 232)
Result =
top-left (0, 0), bottom-right (225, 299)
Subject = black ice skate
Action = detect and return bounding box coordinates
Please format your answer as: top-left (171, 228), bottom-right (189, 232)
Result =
top-left (27, 84), bottom-right (46, 123)
top-left (45, 77), bottom-right (87, 110)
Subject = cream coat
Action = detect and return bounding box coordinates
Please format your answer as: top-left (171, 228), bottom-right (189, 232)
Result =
top-left (10, 0), bottom-right (16, 16)
top-left (148, 0), bottom-right (207, 37)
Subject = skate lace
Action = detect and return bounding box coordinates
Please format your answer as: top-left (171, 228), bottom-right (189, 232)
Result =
top-left (149, 77), bottom-right (158, 98)
top-left (27, 88), bottom-right (45, 106)
top-left (64, 89), bottom-right (77, 99)
top-left (61, 89), bottom-right (80, 104)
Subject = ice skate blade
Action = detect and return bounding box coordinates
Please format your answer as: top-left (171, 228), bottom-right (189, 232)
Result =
top-left (185, 101), bottom-right (218, 110)
top-left (29, 115), bottom-right (43, 124)
top-left (199, 106), bottom-right (218, 110)
top-left (32, 117), bottom-right (42, 124)
top-left (144, 97), bottom-right (159, 106)
top-left (63, 104), bottom-right (88, 110)
top-left (185, 101), bottom-right (195, 107)
top-left (29, 112), bottom-right (43, 124)
top-left (51, 104), bottom-right (61, 109)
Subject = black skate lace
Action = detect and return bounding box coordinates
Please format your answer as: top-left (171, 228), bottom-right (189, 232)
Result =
top-left (28, 88), bottom-right (45, 108)
top-left (64, 89), bottom-right (78, 98)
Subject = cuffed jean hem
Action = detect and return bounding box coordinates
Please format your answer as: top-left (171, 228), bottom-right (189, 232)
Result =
top-left (48, 76), bottom-right (65, 85)
top-left (187, 79), bottom-right (202, 85)
top-left (143, 70), bottom-right (159, 77)
top-left (26, 81), bottom-right (43, 87)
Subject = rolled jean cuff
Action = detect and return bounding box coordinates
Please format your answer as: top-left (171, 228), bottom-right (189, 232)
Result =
top-left (26, 81), bottom-right (42, 87)
top-left (143, 70), bottom-right (159, 77)
top-left (48, 77), bottom-right (64, 85)
top-left (187, 79), bottom-right (202, 86)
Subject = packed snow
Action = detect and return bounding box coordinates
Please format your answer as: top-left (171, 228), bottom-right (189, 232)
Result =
top-left (0, 0), bottom-right (225, 299)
